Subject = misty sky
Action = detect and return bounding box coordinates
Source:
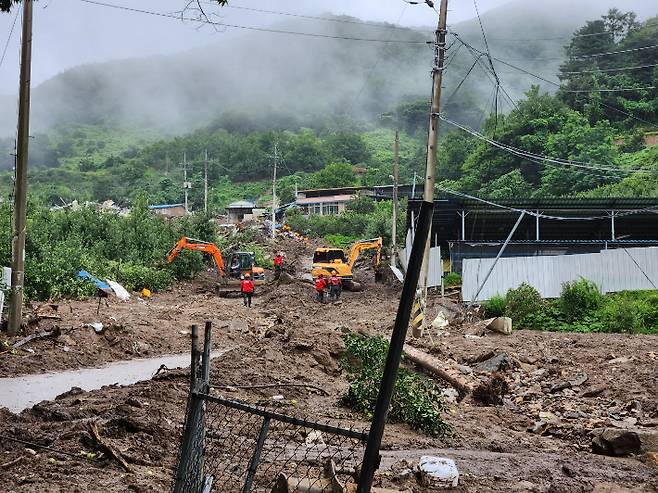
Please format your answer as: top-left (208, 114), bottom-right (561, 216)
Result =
top-left (0, 0), bottom-right (529, 94)
top-left (0, 0), bottom-right (654, 95)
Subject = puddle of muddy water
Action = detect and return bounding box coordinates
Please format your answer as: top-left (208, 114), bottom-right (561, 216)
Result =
top-left (0, 350), bottom-right (227, 413)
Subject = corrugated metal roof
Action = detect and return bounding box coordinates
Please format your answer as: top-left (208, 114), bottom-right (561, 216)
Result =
top-left (296, 194), bottom-right (355, 205)
top-left (227, 200), bottom-right (255, 209)
top-left (148, 204), bottom-right (184, 210)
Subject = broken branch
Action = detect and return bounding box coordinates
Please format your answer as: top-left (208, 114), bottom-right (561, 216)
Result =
top-left (89, 422), bottom-right (132, 473)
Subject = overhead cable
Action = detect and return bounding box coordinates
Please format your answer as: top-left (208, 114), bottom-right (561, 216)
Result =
top-left (0, 3), bottom-right (20, 71)
top-left (438, 114), bottom-right (658, 176)
top-left (77, 0), bottom-right (430, 44)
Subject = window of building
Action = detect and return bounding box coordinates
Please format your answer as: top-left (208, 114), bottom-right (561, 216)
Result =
top-left (323, 203), bottom-right (339, 215)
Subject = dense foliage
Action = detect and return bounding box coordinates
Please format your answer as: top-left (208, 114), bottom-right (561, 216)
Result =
top-left (491, 280), bottom-right (658, 334)
top-left (340, 333), bottom-right (451, 437)
top-left (285, 199), bottom-right (406, 247)
top-left (0, 197), bottom-right (216, 301)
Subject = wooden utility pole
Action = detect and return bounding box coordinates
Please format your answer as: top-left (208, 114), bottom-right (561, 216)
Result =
top-left (271, 142), bottom-right (278, 239)
top-left (417, 0), bottom-right (448, 337)
top-left (9, 0), bottom-right (34, 336)
top-left (391, 130), bottom-right (400, 266)
top-left (203, 149), bottom-right (209, 214)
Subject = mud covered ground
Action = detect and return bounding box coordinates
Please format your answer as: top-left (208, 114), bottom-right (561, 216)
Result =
top-left (1, 235), bottom-right (657, 492)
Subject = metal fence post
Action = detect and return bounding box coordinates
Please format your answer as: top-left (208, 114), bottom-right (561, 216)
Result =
top-left (357, 201), bottom-right (434, 493)
top-left (173, 325), bottom-right (204, 493)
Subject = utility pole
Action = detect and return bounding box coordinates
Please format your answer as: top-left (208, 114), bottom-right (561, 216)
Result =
top-left (271, 142), bottom-right (278, 239)
top-left (182, 153), bottom-right (190, 214)
top-left (203, 149), bottom-right (209, 214)
top-left (417, 0), bottom-right (448, 337)
top-left (357, 3), bottom-right (448, 491)
top-left (391, 130), bottom-right (400, 267)
top-left (9, 0), bottom-right (34, 336)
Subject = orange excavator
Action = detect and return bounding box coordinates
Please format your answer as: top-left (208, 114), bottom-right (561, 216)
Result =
top-left (166, 236), bottom-right (265, 293)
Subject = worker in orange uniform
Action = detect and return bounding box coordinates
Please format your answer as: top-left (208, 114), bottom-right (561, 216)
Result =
top-left (241, 273), bottom-right (254, 308)
top-left (315, 274), bottom-right (327, 303)
top-left (329, 270), bottom-right (341, 301)
top-left (273, 252), bottom-right (284, 279)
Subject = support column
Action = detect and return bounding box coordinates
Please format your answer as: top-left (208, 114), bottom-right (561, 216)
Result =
top-left (535, 210), bottom-right (540, 241)
top-left (610, 210), bottom-right (616, 240)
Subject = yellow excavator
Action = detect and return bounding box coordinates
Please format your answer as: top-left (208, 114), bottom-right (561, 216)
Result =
top-left (311, 237), bottom-right (382, 291)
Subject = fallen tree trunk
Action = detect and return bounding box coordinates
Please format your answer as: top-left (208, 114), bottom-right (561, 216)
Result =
top-left (402, 345), bottom-right (475, 395)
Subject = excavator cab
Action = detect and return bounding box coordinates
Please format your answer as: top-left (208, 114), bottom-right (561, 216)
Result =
top-left (166, 237), bottom-right (265, 294)
top-left (225, 252), bottom-right (264, 281)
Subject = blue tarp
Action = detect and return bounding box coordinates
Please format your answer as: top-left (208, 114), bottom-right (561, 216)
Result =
top-left (77, 270), bottom-right (111, 290)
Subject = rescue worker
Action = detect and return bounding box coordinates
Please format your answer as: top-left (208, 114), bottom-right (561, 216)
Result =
top-left (315, 273), bottom-right (327, 303)
top-left (329, 270), bottom-right (341, 301)
top-left (241, 273), bottom-right (254, 308)
top-left (273, 251), bottom-right (284, 279)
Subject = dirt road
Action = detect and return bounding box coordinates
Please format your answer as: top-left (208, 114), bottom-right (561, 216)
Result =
top-left (0, 236), bottom-right (657, 492)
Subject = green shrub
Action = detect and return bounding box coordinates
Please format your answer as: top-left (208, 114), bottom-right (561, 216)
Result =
top-left (483, 295), bottom-right (506, 317)
top-left (340, 333), bottom-right (451, 437)
top-left (559, 278), bottom-right (603, 321)
top-left (599, 295), bottom-right (645, 333)
top-left (505, 283), bottom-right (544, 329)
top-left (443, 272), bottom-right (461, 287)
top-left (325, 234), bottom-right (359, 249)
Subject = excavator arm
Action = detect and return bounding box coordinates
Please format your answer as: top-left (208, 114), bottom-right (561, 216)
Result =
top-left (166, 236), bottom-right (226, 276)
top-left (346, 237), bottom-right (382, 269)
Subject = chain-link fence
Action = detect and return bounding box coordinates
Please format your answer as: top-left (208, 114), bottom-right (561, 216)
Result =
top-left (172, 324), bottom-right (368, 493)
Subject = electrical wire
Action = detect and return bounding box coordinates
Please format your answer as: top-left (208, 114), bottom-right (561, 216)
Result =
top-left (560, 62), bottom-right (658, 75)
top-left (213, 2), bottom-right (413, 30)
top-left (454, 36), bottom-right (657, 93)
top-left (438, 114), bottom-right (658, 176)
top-left (77, 0), bottom-right (430, 44)
top-left (0, 3), bottom-right (20, 72)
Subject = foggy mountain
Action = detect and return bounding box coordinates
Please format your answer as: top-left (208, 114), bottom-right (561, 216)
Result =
top-left (0, 0), bottom-right (654, 137)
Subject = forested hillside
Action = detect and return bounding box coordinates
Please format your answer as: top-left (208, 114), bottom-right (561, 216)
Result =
top-left (0, 7), bottom-right (656, 208)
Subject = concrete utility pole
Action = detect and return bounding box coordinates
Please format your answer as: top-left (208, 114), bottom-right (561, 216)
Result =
top-left (271, 142), bottom-right (278, 239)
top-left (182, 153), bottom-right (190, 214)
top-left (417, 0), bottom-right (448, 336)
top-left (391, 130), bottom-right (400, 266)
top-left (9, 0), bottom-right (34, 336)
top-left (203, 149), bottom-right (209, 214)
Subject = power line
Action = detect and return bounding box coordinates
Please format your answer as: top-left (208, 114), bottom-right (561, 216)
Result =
top-left (482, 20), bottom-right (658, 42)
top-left (0, 3), bottom-right (20, 71)
top-left (215, 2), bottom-right (413, 30)
top-left (77, 0), bottom-right (430, 44)
top-left (560, 62), bottom-right (658, 75)
top-left (438, 114), bottom-right (658, 176)
top-left (454, 36), bottom-right (658, 94)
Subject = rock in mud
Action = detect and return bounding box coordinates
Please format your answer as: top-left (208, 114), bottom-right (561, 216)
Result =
top-left (475, 352), bottom-right (514, 373)
top-left (592, 429), bottom-right (642, 456)
top-left (311, 348), bottom-right (339, 374)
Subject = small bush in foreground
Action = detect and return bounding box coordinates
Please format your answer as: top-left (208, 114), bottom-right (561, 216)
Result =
top-left (443, 272), bottom-right (461, 287)
top-left (559, 278), bottom-right (603, 321)
top-left (483, 295), bottom-right (507, 317)
top-left (505, 283), bottom-right (544, 329)
top-left (340, 333), bottom-right (451, 437)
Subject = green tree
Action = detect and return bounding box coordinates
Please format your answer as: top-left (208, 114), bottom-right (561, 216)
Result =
top-left (325, 132), bottom-right (370, 164)
top-left (310, 162), bottom-right (357, 189)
